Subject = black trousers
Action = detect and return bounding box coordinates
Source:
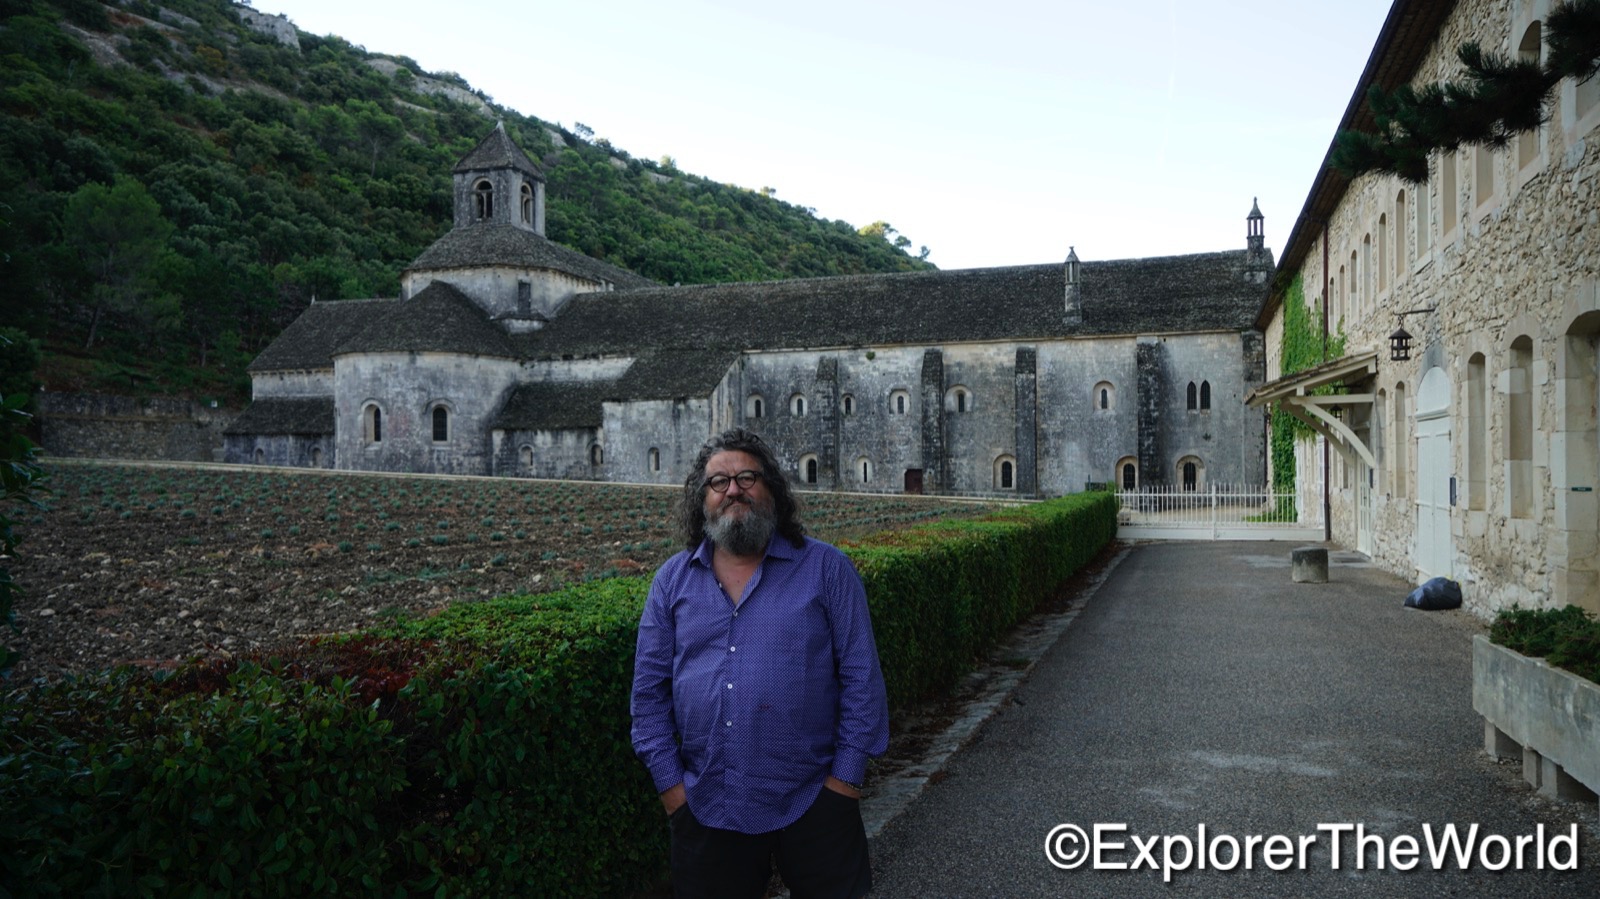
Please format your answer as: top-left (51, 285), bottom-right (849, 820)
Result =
top-left (669, 786), bottom-right (872, 899)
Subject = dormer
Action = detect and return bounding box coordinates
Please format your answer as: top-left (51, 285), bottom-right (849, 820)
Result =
top-left (452, 121), bottom-right (546, 235)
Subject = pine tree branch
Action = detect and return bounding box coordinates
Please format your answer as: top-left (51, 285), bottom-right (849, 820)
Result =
top-left (1330, 0), bottom-right (1600, 183)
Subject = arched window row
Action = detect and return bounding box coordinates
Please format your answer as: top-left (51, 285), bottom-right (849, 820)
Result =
top-left (1185, 381), bottom-right (1212, 412)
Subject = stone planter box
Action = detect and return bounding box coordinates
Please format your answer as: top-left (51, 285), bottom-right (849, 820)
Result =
top-left (1472, 634), bottom-right (1600, 814)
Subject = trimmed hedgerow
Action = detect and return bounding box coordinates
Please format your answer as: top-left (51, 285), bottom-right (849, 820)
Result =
top-left (1490, 604), bottom-right (1600, 685)
top-left (844, 490), bottom-right (1117, 707)
top-left (0, 493), bottom-right (1116, 898)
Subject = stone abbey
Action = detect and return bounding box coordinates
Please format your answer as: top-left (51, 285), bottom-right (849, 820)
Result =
top-left (227, 123), bottom-right (1273, 497)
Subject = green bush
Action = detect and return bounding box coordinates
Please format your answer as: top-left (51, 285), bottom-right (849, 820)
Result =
top-left (0, 493), bottom-right (1116, 897)
top-left (1490, 604), bottom-right (1600, 685)
top-left (844, 491), bottom-right (1117, 706)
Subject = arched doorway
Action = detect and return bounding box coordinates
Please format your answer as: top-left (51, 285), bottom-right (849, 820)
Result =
top-left (1557, 311), bottom-right (1600, 612)
top-left (1414, 366), bottom-right (1454, 580)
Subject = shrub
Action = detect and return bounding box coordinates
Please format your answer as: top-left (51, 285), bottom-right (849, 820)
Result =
top-left (1, 491), bottom-right (1116, 897)
top-left (1491, 604), bottom-right (1600, 684)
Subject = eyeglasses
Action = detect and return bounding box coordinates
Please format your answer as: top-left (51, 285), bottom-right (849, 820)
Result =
top-left (705, 470), bottom-right (762, 493)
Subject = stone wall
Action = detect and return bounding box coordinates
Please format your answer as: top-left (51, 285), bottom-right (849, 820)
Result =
top-left (729, 333), bottom-right (1264, 498)
top-left (37, 392), bottom-right (236, 462)
top-left (333, 352), bottom-right (522, 475)
top-left (1277, 0), bottom-right (1600, 614)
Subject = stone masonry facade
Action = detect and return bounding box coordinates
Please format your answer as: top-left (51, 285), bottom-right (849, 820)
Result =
top-left (1265, 0), bottom-right (1600, 615)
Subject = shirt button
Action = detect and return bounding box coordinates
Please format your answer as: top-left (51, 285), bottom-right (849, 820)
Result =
top-left (729, 646), bottom-right (736, 652)
top-left (726, 683), bottom-right (734, 689)
top-left (725, 721), bottom-right (732, 727)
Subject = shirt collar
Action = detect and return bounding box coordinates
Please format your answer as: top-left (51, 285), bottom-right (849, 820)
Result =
top-left (690, 532), bottom-right (801, 568)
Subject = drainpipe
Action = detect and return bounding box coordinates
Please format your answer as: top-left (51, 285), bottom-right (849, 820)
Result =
top-left (1321, 222), bottom-right (1332, 542)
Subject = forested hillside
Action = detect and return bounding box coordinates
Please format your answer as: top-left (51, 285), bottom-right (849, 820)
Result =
top-left (0, 0), bottom-right (933, 401)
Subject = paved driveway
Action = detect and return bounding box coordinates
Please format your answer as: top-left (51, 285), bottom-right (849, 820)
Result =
top-left (867, 541), bottom-right (1600, 897)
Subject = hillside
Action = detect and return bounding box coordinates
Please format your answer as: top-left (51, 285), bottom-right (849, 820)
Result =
top-left (0, 0), bottom-right (934, 401)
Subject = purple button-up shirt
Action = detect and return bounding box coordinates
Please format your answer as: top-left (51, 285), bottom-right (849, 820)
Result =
top-left (630, 535), bottom-right (890, 834)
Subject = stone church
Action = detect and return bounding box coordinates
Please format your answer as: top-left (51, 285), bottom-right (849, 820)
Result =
top-left (226, 124), bottom-right (1272, 497)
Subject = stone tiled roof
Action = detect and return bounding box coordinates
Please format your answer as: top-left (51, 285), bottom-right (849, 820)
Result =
top-left (405, 224), bottom-right (657, 289)
top-left (492, 381), bottom-right (616, 431)
top-left (616, 349), bottom-right (741, 400)
top-left (513, 250), bottom-right (1270, 358)
top-left (247, 298), bottom-right (394, 372)
top-left (453, 121), bottom-right (544, 179)
top-left (222, 397), bottom-right (333, 435)
top-left (333, 281), bottom-right (516, 358)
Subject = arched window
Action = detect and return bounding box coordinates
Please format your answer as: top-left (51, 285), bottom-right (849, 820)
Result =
top-left (1178, 456), bottom-right (1204, 492)
top-left (1199, 381), bottom-right (1211, 411)
top-left (746, 394), bottom-right (765, 419)
top-left (1351, 250), bottom-right (1360, 315)
top-left (363, 403), bottom-right (383, 444)
top-left (1475, 146), bottom-right (1494, 209)
top-left (1362, 234), bottom-right (1373, 304)
top-left (648, 447), bottom-right (661, 473)
top-left (1441, 151), bottom-right (1458, 237)
top-left (994, 454), bottom-right (1018, 490)
top-left (1516, 23), bottom-right (1544, 168)
top-left (590, 443), bottom-right (604, 466)
top-left (520, 182), bottom-right (534, 224)
top-left (890, 390), bottom-right (910, 415)
top-left (945, 386), bottom-right (972, 413)
top-left (1467, 353), bottom-right (1487, 511)
top-left (520, 445), bottom-right (533, 469)
top-left (253, 447), bottom-right (264, 465)
top-left (1392, 381), bottom-right (1409, 499)
top-left (798, 453), bottom-right (819, 484)
top-left (431, 405), bottom-right (449, 442)
top-left (1377, 214), bottom-right (1389, 292)
top-left (1117, 457), bottom-right (1138, 490)
top-left (1416, 174), bottom-right (1432, 253)
top-left (473, 179), bottom-right (494, 220)
top-left (856, 457), bottom-right (873, 484)
top-left (789, 393), bottom-right (807, 417)
top-left (841, 394), bottom-right (855, 415)
top-left (1395, 190), bottom-right (1408, 279)
top-left (1094, 381), bottom-right (1115, 411)
top-left (1507, 337), bottom-right (1534, 518)
top-left (310, 447), bottom-right (322, 467)
top-left (1186, 382), bottom-right (1198, 411)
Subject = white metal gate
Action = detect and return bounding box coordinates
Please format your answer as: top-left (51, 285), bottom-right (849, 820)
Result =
top-left (1116, 482), bottom-right (1323, 541)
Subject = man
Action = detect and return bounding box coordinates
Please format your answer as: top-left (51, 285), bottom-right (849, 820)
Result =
top-left (631, 428), bottom-right (890, 899)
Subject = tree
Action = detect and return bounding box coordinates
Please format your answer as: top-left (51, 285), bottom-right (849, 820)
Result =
top-left (60, 177), bottom-right (175, 348)
top-left (1332, 0), bottom-right (1600, 181)
top-left (0, 327), bottom-right (41, 416)
top-left (0, 330), bottom-right (46, 677)
top-left (347, 98), bottom-right (404, 176)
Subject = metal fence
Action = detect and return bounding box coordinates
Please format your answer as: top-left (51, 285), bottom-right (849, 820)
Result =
top-left (1115, 482), bottom-right (1322, 541)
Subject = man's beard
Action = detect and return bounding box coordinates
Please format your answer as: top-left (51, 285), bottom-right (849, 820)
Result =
top-left (705, 496), bottom-right (776, 556)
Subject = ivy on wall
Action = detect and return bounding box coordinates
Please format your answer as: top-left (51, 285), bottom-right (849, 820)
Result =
top-left (1270, 275), bottom-right (1347, 497)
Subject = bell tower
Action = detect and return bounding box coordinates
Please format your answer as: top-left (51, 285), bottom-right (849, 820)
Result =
top-left (451, 121), bottom-right (546, 236)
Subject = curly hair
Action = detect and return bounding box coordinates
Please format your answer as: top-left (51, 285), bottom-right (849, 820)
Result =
top-left (677, 427), bottom-right (806, 551)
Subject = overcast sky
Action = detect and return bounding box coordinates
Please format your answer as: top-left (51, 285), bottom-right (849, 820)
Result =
top-left (252, 0), bottom-right (1396, 270)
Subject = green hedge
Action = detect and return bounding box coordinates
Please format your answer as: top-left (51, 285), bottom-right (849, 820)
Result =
top-left (846, 490), bottom-right (1117, 707)
top-left (1489, 604), bottom-right (1600, 685)
top-left (1, 492), bottom-right (1116, 897)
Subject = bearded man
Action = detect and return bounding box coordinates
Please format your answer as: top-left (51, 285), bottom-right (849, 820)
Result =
top-left (631, 428), bottom-right (889, 899)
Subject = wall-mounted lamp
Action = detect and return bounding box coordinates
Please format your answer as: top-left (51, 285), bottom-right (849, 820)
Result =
top-left (1389, 307), bottom-right (1438, 361)
top-left (1330, 404), bottom-right (1343, 421)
